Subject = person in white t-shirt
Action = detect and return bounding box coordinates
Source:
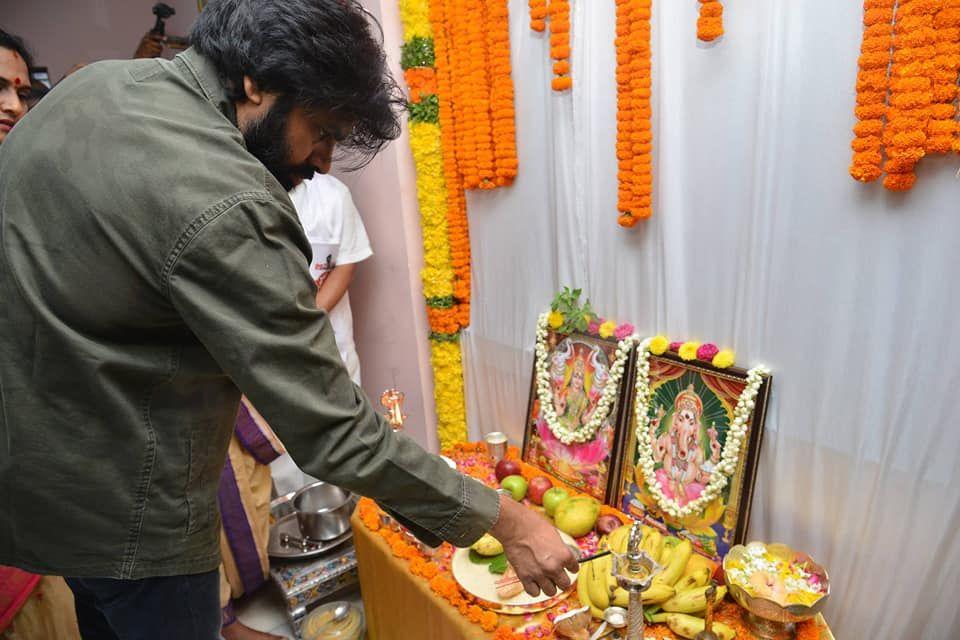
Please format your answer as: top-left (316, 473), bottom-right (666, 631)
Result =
top-left (292, 173), bottom-right (372, 384)
top-left (270, 173), bottom-right (373, 495)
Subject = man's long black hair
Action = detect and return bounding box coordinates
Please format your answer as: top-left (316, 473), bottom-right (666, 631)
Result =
top-left (190, 0), bottom-right (406, 169)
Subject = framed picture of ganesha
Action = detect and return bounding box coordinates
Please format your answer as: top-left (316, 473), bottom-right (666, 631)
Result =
top-left (521, 331), bottom-right (634, 503)
top-left (615, 354), bottom-right (771, 561)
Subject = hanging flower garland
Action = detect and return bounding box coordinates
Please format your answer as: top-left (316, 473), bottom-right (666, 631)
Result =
top-left (487, 0), bottom-right (520, 186)
top-left (431, 0), bottom-right (473, 323)
top-left (697, 0), bottom-right (724, 42)
top-left (534, 312), bottom-right (639, 445)
top-left (882, 0), bottom-right (937, 192)
top-left (927, 5), bottom-right (960, 155)
top-left (529, 0), bottom-right (547, 32)
top-left (633, 340), bottom-right (770, 520)
top-left (850, 0), bottom-right (896, 183)
top-left (849, 0), bottom-right (960, 190)
top-left (401, 0), bottom-right (468, 448)
top-left (616, 0), bottom-right (654, 227)
top-left (437, 0), bottom-right (518, 190)
top-left (400, 0), bottom-right (519, 446)
top-left (549, 0), bottom-right (573, 91)
top-left (465, 0), bottom-right (497, 189)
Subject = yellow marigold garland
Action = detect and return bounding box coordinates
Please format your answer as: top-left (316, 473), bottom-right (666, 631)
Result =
top-left (400, 0), bottom-right (433, 39)
top-left (409, 122), bottom-right (456, 302)
top-left (401, 0), bottom-right (518, 446)
top-left (430, 340), bottom-right (469, 447)
top-left (401, 0), bottom-right (468, 448)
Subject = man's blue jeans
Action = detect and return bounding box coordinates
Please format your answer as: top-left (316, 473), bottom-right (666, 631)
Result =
top-left (65, 569), bottom-right (220, 639)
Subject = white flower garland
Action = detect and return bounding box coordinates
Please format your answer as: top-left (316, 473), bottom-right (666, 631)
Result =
top-left (633, 340), bottom-right (770, 519)
top-left (535, 312), bottom-right (639, 445)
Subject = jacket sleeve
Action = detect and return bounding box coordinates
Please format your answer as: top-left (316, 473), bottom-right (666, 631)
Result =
top-left (166, 193), bottom-right (499, 547)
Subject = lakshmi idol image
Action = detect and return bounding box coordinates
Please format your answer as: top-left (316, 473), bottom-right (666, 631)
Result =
top-left (527, 339), bottom-right (617, 499)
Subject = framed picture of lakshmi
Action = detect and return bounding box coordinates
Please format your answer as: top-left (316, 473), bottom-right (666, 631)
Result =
top-left (521, 330), bottom-right (634, 503)
top-left (614, 353), bottom-right (771, 561)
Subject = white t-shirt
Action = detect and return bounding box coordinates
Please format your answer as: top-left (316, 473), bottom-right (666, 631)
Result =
top-left (288, 173), bottom-right (372, 385)
top-left (271, 174), bottom-right (372, 496)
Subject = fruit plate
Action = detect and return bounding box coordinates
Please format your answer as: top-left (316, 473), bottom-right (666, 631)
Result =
top-left (450, 530), bottom-right (579, 615)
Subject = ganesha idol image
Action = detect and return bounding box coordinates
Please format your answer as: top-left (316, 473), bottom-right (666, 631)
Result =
top-left (628, 383), bottom-right (729, 555)
top-left (530, 340), bottom-right (615, 496)
top-left (649, 384), bottom-right (721, 507)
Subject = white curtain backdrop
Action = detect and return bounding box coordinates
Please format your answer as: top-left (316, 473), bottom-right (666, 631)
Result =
top-left (460, 1), bottom-right (960, 638)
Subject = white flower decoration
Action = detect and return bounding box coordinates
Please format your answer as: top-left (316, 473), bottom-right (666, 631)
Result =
top-left (534, 312), bottom-right (639, 445)
top-left (633, 340), bottom-right (769, 520)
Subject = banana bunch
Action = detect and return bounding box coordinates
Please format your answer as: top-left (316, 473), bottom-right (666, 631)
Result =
top-left (577, 525), bottom-right (734, 637)
top-left (648, 613), bottom-right (737, 640)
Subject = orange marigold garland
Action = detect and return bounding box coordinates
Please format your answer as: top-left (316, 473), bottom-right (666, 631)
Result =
top-left (431, 0), bottom-right (473, 320)
top-left (616, 0), bottom-right (654, 227)
top-left (927, 6), bottom-right (960, 154)
top-left (883, 0), bottom-right (938, 191)
top-left (697, 1), bottom-right (724, 42)
top-left (850, 0), bottom-right (896, 183)
top-left (549, 0), bottom-right (573, 91)
top-left (850, 0), bottom-right (960, 190)
top-left (436, 0), bottom-right (518, 190)
top-left (466, 0), bottom-right (497, 188)
top-left (529, 0), bottom-right (548, 32)
top-left (487, 0), bottom-right (520, 186)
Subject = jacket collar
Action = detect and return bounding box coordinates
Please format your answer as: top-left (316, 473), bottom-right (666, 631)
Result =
top-left (175, 47), bottom-right (238, 126)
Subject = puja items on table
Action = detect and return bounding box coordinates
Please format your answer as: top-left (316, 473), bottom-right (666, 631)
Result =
top-left (357, 443), bottom-right (832, 640)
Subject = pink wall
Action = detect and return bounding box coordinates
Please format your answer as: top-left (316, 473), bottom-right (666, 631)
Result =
top-left (6, 0), bottom-right (438, 451)
top-left (4, 0), bottom-right (199, 82)
top-left (340, 0), bottom-right (439, 451)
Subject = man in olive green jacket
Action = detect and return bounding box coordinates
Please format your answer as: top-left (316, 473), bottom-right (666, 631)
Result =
top-left (0, 1), bottom-right (574, 637)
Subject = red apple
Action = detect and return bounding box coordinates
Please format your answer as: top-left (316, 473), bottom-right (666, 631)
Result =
top-left (595, 514), bottom-right (622, 537)
top-left (527, 476), bottom-right (554, 505)
top-left (494, 458), bottom-right (522, 482)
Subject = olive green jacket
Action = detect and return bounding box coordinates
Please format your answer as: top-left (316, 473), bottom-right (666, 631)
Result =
top-left (0, 48), bottom-right (497, 579)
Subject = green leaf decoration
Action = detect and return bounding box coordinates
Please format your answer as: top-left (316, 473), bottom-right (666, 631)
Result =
top-left (401, 37), bottom-right (435, 70)
top-left (488, 554), bottom-right (509, 575)
top-left (409, 95), bottom-right (440, 123)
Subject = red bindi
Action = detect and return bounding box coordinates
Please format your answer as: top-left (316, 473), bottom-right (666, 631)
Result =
top-left (13, 78), bottom-right (20, 86)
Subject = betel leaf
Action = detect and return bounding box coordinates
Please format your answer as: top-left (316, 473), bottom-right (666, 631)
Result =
top-left (469, 549), bottom-right (496, 565)
top-left (488, 554), bottom-right (509, 575)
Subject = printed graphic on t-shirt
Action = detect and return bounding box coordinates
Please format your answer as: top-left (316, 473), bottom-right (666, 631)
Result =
top-left (314, 253), bottom-right (334, 287)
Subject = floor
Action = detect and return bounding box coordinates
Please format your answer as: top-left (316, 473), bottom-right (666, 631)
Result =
top-left (234, 582), bottom-right (365, 639)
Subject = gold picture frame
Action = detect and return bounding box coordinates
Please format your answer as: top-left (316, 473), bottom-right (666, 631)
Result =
top-left (521, 330), bottom-right (635, 504)
top-left (613, 352), bottom-right (771, 561)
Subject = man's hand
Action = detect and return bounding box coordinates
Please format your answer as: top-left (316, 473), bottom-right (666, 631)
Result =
top-left (134, 32), bottom-right (166, 59)
top-left (489, 493), bottom-right (579, 597)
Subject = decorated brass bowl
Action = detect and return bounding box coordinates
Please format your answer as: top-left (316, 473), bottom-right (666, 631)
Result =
top-left (723, 542), bottom-right (829, 638)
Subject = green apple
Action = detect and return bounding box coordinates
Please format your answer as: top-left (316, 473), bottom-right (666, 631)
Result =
top-left (554, 496), bottom-right (600, 538)
top-left (542, 487), bottom-right (570, 517)
top-left (500, 475), bottom-right (528, 501)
